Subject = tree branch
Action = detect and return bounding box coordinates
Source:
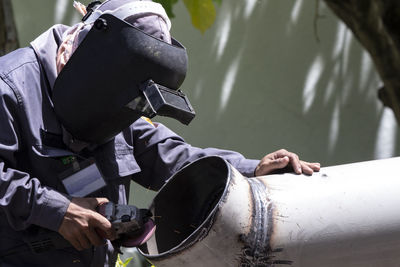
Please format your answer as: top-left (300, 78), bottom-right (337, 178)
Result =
top-left (324, 0), bottom-right (400, 123)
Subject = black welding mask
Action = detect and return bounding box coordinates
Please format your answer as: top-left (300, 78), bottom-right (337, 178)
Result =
top-left (52, 13), bottom-right (195, 144)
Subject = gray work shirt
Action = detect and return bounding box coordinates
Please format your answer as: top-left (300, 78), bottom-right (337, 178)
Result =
top-left (0, 25), bottom-right (259, 266)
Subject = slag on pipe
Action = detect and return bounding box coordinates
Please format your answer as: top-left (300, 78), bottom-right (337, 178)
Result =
top-left (139, 156), bottom-right (400, 267)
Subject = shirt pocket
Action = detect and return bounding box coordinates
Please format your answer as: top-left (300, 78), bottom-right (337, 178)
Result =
top-left (31, 144), bottom-right (77, 190)
top-left (32, 145), bottom-right (76, 158)
top-left (93, 141), bottom-right (141, 181)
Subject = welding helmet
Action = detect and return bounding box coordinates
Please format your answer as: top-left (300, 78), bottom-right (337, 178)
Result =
top-left (52, 1), bottom-right (195, 145)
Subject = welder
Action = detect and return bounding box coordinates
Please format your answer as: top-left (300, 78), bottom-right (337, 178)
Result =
top-left (0, 0), bottom-right (320, 266)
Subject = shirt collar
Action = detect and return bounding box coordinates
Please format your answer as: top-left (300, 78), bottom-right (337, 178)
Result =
top-left (30, 24), bottom-right (70, 90)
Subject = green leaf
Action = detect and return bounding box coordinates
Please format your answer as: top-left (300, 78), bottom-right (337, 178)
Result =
top-left (154, 0), bottom-right (179, 18)
top-left (183, 0), bottom-right (216, 33)
top-left (115, 254), bottom-right (133, 267)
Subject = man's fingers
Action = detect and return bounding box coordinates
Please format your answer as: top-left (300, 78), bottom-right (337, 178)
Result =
top-left (76, 233), bottom-right (92, 250)
top-left (268, 157), bottom-right (290, 173)
top-left (256, 156), bottom-right (290, 176)
top-left (72, 197), bottom-right (110, 210)
top-left (65, 213), bottom-right (109, 249)
top-left (59, 198), bottom-right (115, 251)
top-left (301, 164), bottom-right (314, 175)
top-left (86, 227), bottom-right (106, 247)
top-left (276, 156), bottom-right (290, 167)
top-left (256, 149), bottom-right (321, 176)
top-left (287, 153), bottom-right (301, 174)
top-left (299, 161), bottom-right (321, 175)
top-left (273, 149), bottom-right (302, 174)
top-left (93, 197), bottom-right (110, 207)
top-left (309, 162), bottom-right (321, 171)
top-left (91, 213), bottom-right (116, 241)
top-left (64, 227), bottom-right (88, 251)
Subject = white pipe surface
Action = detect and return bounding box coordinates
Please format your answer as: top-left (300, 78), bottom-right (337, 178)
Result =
top-left (139, 156), bottom-right (400, 267)
top-left (266, 156), bottom-right (400, 266)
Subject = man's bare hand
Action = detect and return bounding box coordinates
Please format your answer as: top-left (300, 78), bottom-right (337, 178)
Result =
top-left (58, 197), bottom-right (116, 251)
top-left (255, 149), bottom-right (320, 176)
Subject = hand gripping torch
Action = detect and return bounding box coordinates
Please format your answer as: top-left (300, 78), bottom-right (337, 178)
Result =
top-left (1, 202), bottom-right (155, 257)
top-left (97, 202), bottom-right (156, 253)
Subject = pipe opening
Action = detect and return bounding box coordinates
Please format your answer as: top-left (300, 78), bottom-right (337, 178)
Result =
top-left (141, 156), bottom-right (230, 257)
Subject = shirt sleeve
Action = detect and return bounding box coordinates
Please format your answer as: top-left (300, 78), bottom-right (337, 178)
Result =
top-left (130, 118), bottom-right (259, 190)
top-left (0, 79), bottom-right (70, 232)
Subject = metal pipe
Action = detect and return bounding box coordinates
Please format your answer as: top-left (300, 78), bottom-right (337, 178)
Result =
top-left (139, 156), bottom-right (400, 266)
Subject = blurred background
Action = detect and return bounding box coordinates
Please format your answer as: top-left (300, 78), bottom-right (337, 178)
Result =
top-left (8, 0), bottom-right (400, 265)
